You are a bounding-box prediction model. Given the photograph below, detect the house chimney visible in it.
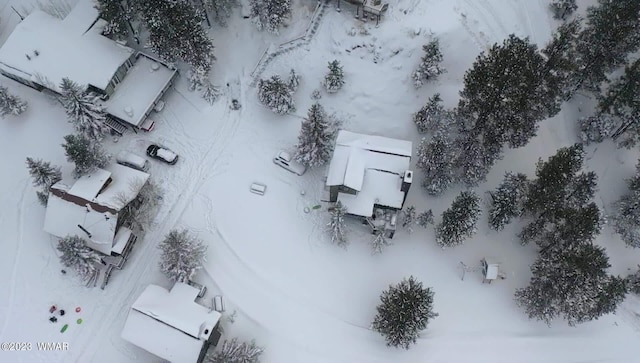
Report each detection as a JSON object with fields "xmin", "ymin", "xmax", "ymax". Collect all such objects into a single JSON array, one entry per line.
[{"xmin": 400, "ymin": 170, "xmax": 413, "ymax": 207}]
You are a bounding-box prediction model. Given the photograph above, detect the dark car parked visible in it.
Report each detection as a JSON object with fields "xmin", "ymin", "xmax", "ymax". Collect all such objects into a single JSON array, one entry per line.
[{"xmin": 147, "ymin": 144, "xmax": 178, "ymax": 165}]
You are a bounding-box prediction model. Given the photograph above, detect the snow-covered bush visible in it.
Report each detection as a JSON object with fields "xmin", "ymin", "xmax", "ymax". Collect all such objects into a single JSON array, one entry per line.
[
  {"xmin": 370, "ymin": 229, "xmax": 392, "ymax": 254},
  {"xmin": 549, "ymin": 0, "xmax": 577, "ymax": 20},
  {"xmin": 288, "ymin": 68, "xmax": 300, "ymax": 92},
  {"xmin": 116, "ymin": 180, "xmax": 161, "ymax": 232},
  {"xmin": 412, "ymin": 38, "xmax": 445, "ymax": 88},
  {"xmin": 62, "ymin": 134, "xmax": 110, "ymax": 178},
  {"xmin": 371, "ymin": 276, "xmax": 438, "ymax": 349},
  {"xmin": 310, "ymin": 89, "xmax": 322, "ymax": 100},
  {"xmin": 488, "ymin": 172, "xmax": 529, "ymax": 231},
  {"xmin": 327, "ymin": 201, "xmax": 348, "ymax": 247},
  {"xmin": 159, "ymin": 229, "xmax": 207, "ymax": 283},
  {"xmin": 0, "ymin": 85, "xmax": 28, "ymax": 117},
  {"xmin": 401, "ymin": 206, "xmax": 416, "ymax": 233},
  {"xmin": 58, "ymin": 78, "xmax": 109, "ymax": 141},
  {"xmin": 417, "ymin": 209, "xmax": 434, "ymax": 228},
  {"xmin": 26, "ymin": 157, "xmax": 62, "ymax": 206},
  {"xmin": 250, "ymin": 0, "xmax": 291, "ymax": 34},
  {"xmin": 435, "ymin": 191, "xmax": 481, "ymax": 247},
  {"xmin": 323, "ymin": 60, "xmax": 345, "ymax": 94},
  {"xmin": 296, "ymin": 103, "xmax": 333, "ymax": 167},
  {"xmin": 413, "ymin": 93, "xmax": 450, "ymax": 134},
  {"xmin": 257, "ymin": 75, "xmax": 295, "ymax": 114},
  {"xmin": 201, "ymin": 82, "xmax": 221, "ymax": 105},
  {"xmin": 416, "ymin": 133, "xmax": 458, "ymax": 196},
  {"xmin": 578, "ymin": 114, "xmax": 616, "ymax": 145},
  {"xmin": 206, "ymin": 337, "xmax": 264, "ymax": 363},
  {"xmin": 57, "ymin": 235, "xmax": 102, "ymax": 284}
]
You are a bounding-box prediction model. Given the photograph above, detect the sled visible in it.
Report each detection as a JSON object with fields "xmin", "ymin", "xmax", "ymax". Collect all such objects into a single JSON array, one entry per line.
[
  {"xmin": 60, "ymin": 324, "xmax": 68, "ymax": 333},
  {"xmin": 250, "ymin": 183, "xmax": 266, "ymax": 195}
]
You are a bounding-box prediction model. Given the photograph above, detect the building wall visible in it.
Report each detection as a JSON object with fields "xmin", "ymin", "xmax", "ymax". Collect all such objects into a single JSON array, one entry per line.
[{"xmin": 0, "ymin": 69, "xmax": 43, "ymax": 91}]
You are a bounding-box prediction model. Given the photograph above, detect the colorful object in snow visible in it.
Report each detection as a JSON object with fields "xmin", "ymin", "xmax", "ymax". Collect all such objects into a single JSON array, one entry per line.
[
  {"xmin": 49, "ymin": 305, "xmax": 56, "ymax": 313},
  {"xmin": 76, "ymin": 319, "xmax": 83, "ymax": 324},
  {"xmin": 60, "ymin": 309, "xmax": 65, "ymax": 316},
  {"xmin": 49, "ymin": 316, "xmax": 57, "ymax": 323},
  {"xmin": 75, "ymin": 307, "xmax": 81, "ymax": 313},
  {"xmin": 312, "ymin": 204, "xmax": 321, "ymax": 209},
  {"xmin": 60, "ymin": 324, "xmax": 68, "ymax": 333}
]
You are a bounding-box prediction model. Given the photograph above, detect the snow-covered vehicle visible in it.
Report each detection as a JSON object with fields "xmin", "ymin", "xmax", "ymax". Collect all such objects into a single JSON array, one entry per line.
[
  {"xmin": 273, "ymin": 151, "xmax": 306, "ymax": 175},
  {"xmin": 147, "ymin": 144, "xmax": 178, "ymax": 165}
]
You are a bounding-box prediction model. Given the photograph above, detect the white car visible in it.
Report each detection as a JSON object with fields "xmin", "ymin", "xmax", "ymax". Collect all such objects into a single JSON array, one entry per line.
[{"xmin": 273, "ymin": 151, "xmax": 306, "ymax": 175}]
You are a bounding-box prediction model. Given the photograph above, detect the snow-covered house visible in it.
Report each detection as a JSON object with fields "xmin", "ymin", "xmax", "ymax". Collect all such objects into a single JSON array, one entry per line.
[
  {"xmin": 326, "ymin": 130, "xmax": 413, "ymax": 238},
  {"xmin": 121, "ymin": 283, "xmax": 222, "ymax": 363},
  {"xmin": 43, "ymin": 164, "xmax": 150, "ymax": 259},
  {"xmin": 0, "ymin": 0, "xmax": 177, "ymax": 134}
]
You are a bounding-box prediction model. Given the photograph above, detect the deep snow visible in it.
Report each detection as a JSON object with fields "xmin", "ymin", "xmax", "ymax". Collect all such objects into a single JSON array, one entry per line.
[{"xmin": 1, "ymin": 0, "xmax": 640, "ymax": 362}]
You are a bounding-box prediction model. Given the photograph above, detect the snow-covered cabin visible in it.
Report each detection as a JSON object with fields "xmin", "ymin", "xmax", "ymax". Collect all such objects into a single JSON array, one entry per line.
[
  {"xmin": 326, "ymin": 130, "xmax": 413, "ymax": 238},
  {"xmin": 0, "ymin": 0, "xmax": 177, "ymax": 133},
  {"xmin": 43, "ymin": 164, "xmax": 150, "ymax": 257},
  {"xmin": 121, "ymin": 283, "xmax": 222, "ymax": 363}
]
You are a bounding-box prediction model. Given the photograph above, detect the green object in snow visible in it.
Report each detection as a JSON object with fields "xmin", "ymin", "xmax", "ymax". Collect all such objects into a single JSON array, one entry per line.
[
  {"xmin": 60, "ymin": 324, "xmax": 68, "ymax": 333},
  {"xmin": 77, "ymin": 319, "xmax": 83, "ymax": 324},
  {"xmin": 312, "ymin": 205, "xmax": 321, "ymax": 210}
]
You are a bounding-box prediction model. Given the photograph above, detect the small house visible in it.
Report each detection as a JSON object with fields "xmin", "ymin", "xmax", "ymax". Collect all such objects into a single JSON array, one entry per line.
[
  {"xmin": 325, "ymin": 130, "xmax": 413, "ymax": 238},
  {"xmin": 0, "ymin": 0, "xmax": 177, "ymax": 134},
  {"xmin": 121, "ymin": 283, "xmax": 222, "ymax": 363}
]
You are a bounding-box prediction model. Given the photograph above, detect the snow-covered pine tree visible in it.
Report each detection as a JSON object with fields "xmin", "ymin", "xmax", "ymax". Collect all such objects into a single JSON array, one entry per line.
[
  {"xmin": 488, "ymin": 172, "xmax": 529, "ymax": 231},
  {"xmin": 158, "ymin": 229, "xmax": 207, "ymax": 283},
  {"xmin": 295, "ymin": 103, "xmax": 333, "ymax": 167},
  {"xmin": 288, "ymin": 68, "xmax": 300, "ymax": 92},
  {"xmin": 58, "ymin": 78, "xmax": 109, "ymax": 141},
  {"xmin": 417, "ymin": 209, "xmax": 434, "ymax": 228},
  {"xmin": 202, "ymin": 0, "xmax": 239, "ymax": 26},
  {"xmin": 57, "ymin": 235, "xmax": 103, "ymax": 283},
  {"xmin": 598, "ymin": 59, "xmax": 640, "ymax": 148},
  {"xmin": 412, "ymin": 38, "xmax": 445, "ymax": 88},
  {"xmin": 542, "ymin": 18, "xmax": 581, "ymax": 103},
  {"xmin": 25, "ymin": 157, "xmax": 62, "ymax": 189},
  {"xmin": 515, "ymin": 242, "xmax": 627, "ymax": 326},
  {"xmin": 549, "ymin": 0, "xmax": 577, "ymax": 20},
  {"xmin": 250, "ymin": 0, "xmax": 292, "ymax": 34},
  {"xmin": 327, "ymin": 201, "xmax": 348, "ymax": 247},
  {"xmin": 257, "ymin": 75, "xmax": 295, "ymax": 114},
  {"xmin": 370, "ymin": 229, "xmax": 392, "ymax": 254},
  {"xmin": 0, "ymin": 85, "xmax": 27, "ymax": 117},
  {"xmin": 310, "ymin": 89, "xmax": 322, "ymax": 100},
  {"xmin": 96, "ymin": 0, "xmax": 133, "ymax": 40},
  {"xmin": 371, "ymin": 276, "xmax": 438, "ymax": 349},
  {"xmin": 402, "ymin": 206, "xmax": 416, "ymax": 233},
  {"xmin": 578, "ymin": 114, "xmax": 616, "ymax": 144},
  {"xmin": 611, "ymin": 161, "xmax": 640, "ymax": 248},
  {"xmin": 453, "ymin": 135, "xmax": 497, "ymax": 188},
  {"xmin": 413, "ymin": 93, "xmax": 450, "ymax": 134},
  {"xmin": 201, "ymin": 82, "xmax": 221, "ymax": 105},
  {"xmin": 323, "ymin": 60, "xmax": 345, "ymax": 94},
  {"xmin": 206, "ymin": 337, "xmax": 264, "ymax": 363},
  {"xmin": 627, "ymin": 267, "xmax": 640, "ymax": 295},
  {"xmin": 435, "ymin": 191, "xmax": 481, "ymax": 248},
  {"xmin": 36, "ymin": 191, "xmax": 50, "ymax": 206},
  {"xmin": 416, "ymin": 132, "xmax": 458, "ymax": 195},
  {"xmin": 574, "ymin": 0, "xmax": 640, "ymax": 93},
  {"xmin": 62, "ymin": 134, "xmax": 110, "ymax": 178}
]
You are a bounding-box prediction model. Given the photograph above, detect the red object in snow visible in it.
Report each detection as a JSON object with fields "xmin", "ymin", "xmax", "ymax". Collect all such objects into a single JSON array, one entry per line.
[
  {"xmin": 49, "ymin": 305, "xmax": 57, "ymax": 313},
  {"xmin": 75, "ymin": 307, "xmax": 81, "ymax": 313}
]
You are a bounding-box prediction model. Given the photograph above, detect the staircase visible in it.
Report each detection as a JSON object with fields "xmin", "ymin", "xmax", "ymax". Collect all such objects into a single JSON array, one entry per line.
[{"xmin": 104, "ymin": 116, "xmax": 128, "ymax": 136}]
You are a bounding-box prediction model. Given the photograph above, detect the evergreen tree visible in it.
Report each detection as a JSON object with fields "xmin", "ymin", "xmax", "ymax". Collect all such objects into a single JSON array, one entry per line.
[
  {"xmin": 488, "ymin": 172, "xmax": 529, "ymax": 231},
  {"xmin": 578, "ymin": 114, "xmax": 616, "ymax": 144},
  {"xmin": 36, "ymin": 191, "xmax": 49, "ymax": 206},
  {"xmin": 412, "ymin": 38, "xmax": 445, "ymax": 88},
  {"xmin": 25, "ymin": 157, "xmax": 62, "ymax": 189},
  {"xmin": 327, "ymin": 201, "xmax": 348, "ymax": 247},
  {"xmin": 370, "ymin": 229, "xmax": 392, "ymax": 254},
  {"xmin": 250, "ymin": 0, "xmax": 292, "ymax": 34},
  {"xmin": 417, "ymin": 209, "xmax": 434, "ymax": 228},
  {"xmin": 549, "ymin": 0, "xmax": 577, "ymax": 20},
  {"xmin": 158, "ymin": 229, "xmax": 207, "ymax": 283},
  {"xmin": 402, "ymin": 206, "xmax": 416, "ymax": 233},
  {"xmin": 515, "ymin": 242, "xmax": 627, "ymax": 326},
  {"xmin": 206, "ymin": 337, "xmax": 264, "ymax": 363},
  {"xmin": 202, "ymin": 0, "xmax": 239, "ymax": 26},
  {"xmin": 201, "ymin": 82, "xmax": 221, "ymax": 105},
  {"xmin": 296, "ymin": 103, "xmax": 333, "ymax": 167},
  {"xmin": 598, "ymin": 59, "xmax": 640, "ymax": 148},
  {"xmin": 257, "ymin": 75, "xmax": 295, "ymax": 114},
  {"xmin": 323, "ymin": 60, "xmax": 345, "ymax": 94},
  {"xmin": 288, "ymin": 68, "xmax": 300, "ymax": 92},
  {"xmin": 371, "ymin": 276, "xmax": 438, "ymax": 349},
  {"xmin": 57, "ymin": 235, "xmax": 102, "ymax": 283},
  {"xmin": 0, "ymin": 85, "xmax": 27, "ymax": 117},
  {"xmin": 627, "ymin": 267, "xmax": 640, "ymax": 295},
  {"xmin": 413, "ymin": 93, "xmax": 450, "ymax": 134},
  {"xmin": 62, "ymin": 134, "xmax": 110, "ymax": 178},
  {"xmin": 416, "ymin": 132, "xmax": 458, "ymax": 196},
  {"xmin": 542, "ymin": 19, "xmax": 581, "ymax": 102},
  {"xmin": 435, "ymin": 191, "xmax": 481, "ymax": 248},
  {"xmin": 574, "ymin": 0, "xmax": 640, "ymax": 92},
  {"xmin": 612, "ymin": 161, "xmax": 640, "ymax": 248},
  {"xmin": 58, "ymin": 78, "xmax": 109, "ymax": 141},
  {"xmin": 95, "ymin": 0, "xmax": 133, "ymax": 40},
  {"xmin": 453, "ymin": 135, "xmax": 497, "ymax": 187}
]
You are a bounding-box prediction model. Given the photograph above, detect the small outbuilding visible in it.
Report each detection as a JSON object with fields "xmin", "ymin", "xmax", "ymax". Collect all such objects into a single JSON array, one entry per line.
[{"xmin": 481, "ymin": 257, "xmax": 501, "ymax": 284}]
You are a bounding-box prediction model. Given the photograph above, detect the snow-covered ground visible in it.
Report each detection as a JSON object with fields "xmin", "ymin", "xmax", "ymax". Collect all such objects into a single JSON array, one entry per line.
[{"xmin": 2, "ymin": 0, "xmax": 640, "ymax": 362}]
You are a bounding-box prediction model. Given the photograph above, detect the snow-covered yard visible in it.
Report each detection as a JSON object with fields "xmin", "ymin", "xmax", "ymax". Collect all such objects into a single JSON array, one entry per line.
[{"xmin": 2, "ymin": 0, "xmax": 640, "ymax": 362}]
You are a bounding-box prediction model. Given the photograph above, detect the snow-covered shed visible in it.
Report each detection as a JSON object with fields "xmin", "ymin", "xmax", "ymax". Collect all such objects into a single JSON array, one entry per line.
[
  {"xmin": 326, "ymin": 130, "xmax": 413, "ymax": 237},
  {"xmin": 43, "ymin": 164, "xmax": 149, "ymax": 256},
  {"xmin": 121, "ymin": 283, "xmax": 222, "ymax": 363},
  {"xmin": 0, "ymin": 0, "xmax": 177, "ymax": 132}
]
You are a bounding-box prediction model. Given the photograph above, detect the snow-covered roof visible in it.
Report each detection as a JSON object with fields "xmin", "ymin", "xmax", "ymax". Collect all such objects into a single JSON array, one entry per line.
[
  {"xmin": 103, "ymin": 54, "xmax": 177, "ymax": 127},
  {"xmin": 0, "ymin": 9, "xmax": 134, "ymax": 93},
  {"xmin": 337, "ymin": 169, "xmax": 405, "ymax": 217},
  {"xmin": 94, "ymin": 164, "xmax": 150, "ymax": 210},
  {"xmin": 68, "ymin": 168, "xmax": 112, "ymax": 201},
  {"xmin": 62, "ymin": 0, "xmax": 100, "ymax": 34},
  {"xmin": 111, "ymin": 227, "xmax": 133, "ymax": 255},
  {"xmin": 122, "ymin": 283, "xmax": 221, "ymax": 362}
]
